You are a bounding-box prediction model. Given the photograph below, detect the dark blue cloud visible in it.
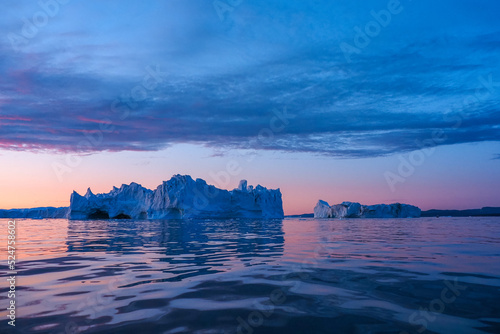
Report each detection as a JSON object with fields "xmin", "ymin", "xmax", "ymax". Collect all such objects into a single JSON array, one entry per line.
[{"xmin": 1, "ymin": 0, "xmax": 499, "ymax": 157}]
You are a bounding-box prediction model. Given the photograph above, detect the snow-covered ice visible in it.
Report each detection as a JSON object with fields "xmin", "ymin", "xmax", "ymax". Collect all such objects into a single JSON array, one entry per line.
[
  {"xmin": 0, "ymin": 207, "xmax": 69, "ymax": 219},
  {"xmin": 314, "ymin": 200, "xmax": 421, "ymax": 218},
  {"xmin": 69, "ymin": 175, "xmax": 284, "ymax": 219}
]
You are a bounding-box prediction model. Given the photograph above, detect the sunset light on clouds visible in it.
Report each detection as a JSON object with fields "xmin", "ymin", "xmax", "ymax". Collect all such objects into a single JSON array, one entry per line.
[{"xmin": 2, "ymin": 3, "xmax": 500, "ymax": 333}]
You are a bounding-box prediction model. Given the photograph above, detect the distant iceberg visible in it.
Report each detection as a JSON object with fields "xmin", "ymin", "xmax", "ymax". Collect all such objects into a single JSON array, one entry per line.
[
  {"xmin": 0, "ymin": 207, "xmax": 69, "ymax": 219},
  {"xmin": 69, "ymin": 175, "xmax": 284, "ymax": 220},
  {"xmin": 314, "ymin": 200, "xmax": 421, "ymax": 218}
]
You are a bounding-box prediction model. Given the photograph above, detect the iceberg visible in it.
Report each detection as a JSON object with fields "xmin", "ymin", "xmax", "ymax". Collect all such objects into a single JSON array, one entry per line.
[
  {"xmin": 314, "ymin": 200, "xmax": 421, "ymax": 218},
  {"xmin": 0, "ymin": 207, "xmax": 69, "ymax": 219},
  {"xmin": 69, "ymin": 175, "xmax": 284, "ymax": 220}
]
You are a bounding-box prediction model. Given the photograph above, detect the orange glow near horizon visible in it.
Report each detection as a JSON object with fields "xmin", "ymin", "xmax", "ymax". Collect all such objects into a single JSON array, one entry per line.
[{"xmin": 1, "ymin": 142, "xmax": 500, "ymax": 215}]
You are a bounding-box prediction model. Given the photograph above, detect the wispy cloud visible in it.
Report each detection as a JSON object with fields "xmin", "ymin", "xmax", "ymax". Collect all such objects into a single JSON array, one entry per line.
[{"xmin": 1, "ymin": 0, "xmax": 499, "ymax": 158}]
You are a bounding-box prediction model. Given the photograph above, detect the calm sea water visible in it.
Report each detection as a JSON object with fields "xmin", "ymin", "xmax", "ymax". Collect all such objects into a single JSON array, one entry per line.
[{"xmin": 0, "ymin": 217, "xmax": 499, "ymax": 334}]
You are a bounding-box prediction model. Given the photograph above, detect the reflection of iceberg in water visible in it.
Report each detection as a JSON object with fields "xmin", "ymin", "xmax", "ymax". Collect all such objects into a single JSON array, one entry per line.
[
  {"xmin": 66, "ymin": 219, "xmax": 285, "ymax": 278},
  {"xmin": 10, "ymin": 218, "xmax": 500, "ymax": 334}
]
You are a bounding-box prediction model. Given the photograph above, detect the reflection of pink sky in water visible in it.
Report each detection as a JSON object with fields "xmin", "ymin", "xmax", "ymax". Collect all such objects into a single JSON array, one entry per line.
[
  {"xmin": 0, "ymin": 218, "xmax": 282, "ymax": 326},
  {"xmin": 0, "ymin": 217, "xmax": 499, "ymax": 333},
  {"xmin": 282, "ymin": 218, "xmax": 500, "ymax": 282}
]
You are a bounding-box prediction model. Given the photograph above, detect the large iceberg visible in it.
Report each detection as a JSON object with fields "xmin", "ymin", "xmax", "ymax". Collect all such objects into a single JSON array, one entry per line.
[
  {"xmin": 314, "ymin": 200, "xmax": 421, "ymax": 218},
  {"xmin": 69, "ymin": 175, "xmax": 284, "ymax": 220}
]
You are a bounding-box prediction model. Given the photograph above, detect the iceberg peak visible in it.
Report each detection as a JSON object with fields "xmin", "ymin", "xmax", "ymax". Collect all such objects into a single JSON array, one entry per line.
[
  {"xmin": 238, "ymin": 180, "xmax": 248, "ymax": 192},
  {"xmin": 84, "ymin": 188, "xmax": 94, "ymax": 198}
]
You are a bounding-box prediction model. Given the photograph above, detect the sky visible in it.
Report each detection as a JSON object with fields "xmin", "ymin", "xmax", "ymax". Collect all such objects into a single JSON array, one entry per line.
[{"xmin": 1, "ymin": 0, "xmax": 499, "ymax": 214}]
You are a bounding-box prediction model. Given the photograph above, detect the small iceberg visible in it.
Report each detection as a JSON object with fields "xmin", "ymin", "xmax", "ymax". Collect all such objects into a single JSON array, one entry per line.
[{"xmin": 314, "ymin": 200, "xmax": 421, "ymax": 218}]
